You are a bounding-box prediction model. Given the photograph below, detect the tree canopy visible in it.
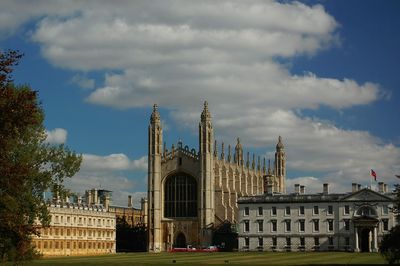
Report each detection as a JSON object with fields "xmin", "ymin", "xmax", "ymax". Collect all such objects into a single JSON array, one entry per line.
[
  {"xmin": 0, "ymin": 50, "xmax": 82, "ymax": 261},
  {"xmin": 380, "ymin": 184, "xmax": 400, "ymax": 264}
]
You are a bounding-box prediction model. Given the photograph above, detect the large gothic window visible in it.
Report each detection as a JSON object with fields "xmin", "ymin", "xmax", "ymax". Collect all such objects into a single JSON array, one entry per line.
[{"xmin": 164, "ymin": 174, "xmax": 197, "ymax": 218}]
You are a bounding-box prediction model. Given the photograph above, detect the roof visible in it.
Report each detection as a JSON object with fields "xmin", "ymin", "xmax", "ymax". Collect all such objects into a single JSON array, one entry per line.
[{"xmin": 238, "ymin": 188, "xmax": 395, "ymax": 204}]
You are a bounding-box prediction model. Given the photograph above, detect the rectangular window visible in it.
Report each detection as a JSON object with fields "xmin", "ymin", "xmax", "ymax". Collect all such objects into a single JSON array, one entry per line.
[
  {"xmin": 299, "ymin": 219, "xmax": 305, "ymax": 232},
  {"xmin": 328, "ymin": 205, "xmax": 333, "ymax": 215},
  {"xmin": 313, "ymin": 206, "xmax": 319, "ymax": 215},
  {"xmin": 258, "ymin": 207, "xmax": 263, "ymax": 216},
  {"xmin": 245, "ymin": 237, "xmax": 249, "ymax": 247},
  {"xmin": 383, "ymin": 205, "xmax": 389, "ymax": 215},
  {"xmin": 328, "ymin": 220, "xmax": 334, "ymax": 231},
  {"xmin": 271, "ymin": 206, "xmax": 277, "ymax": 216},
  {"xmin": 314, "ymin": 237, "xmax": 319, "ymax": 246},
  {"xmin": 286, "ymin": 237, "xmax": 291, "ymax": 247},
  {"xmin": 383, "ymin": 219, "xmax": 389, "ymax": 231},
  {"xmin": 285, "ymin": 206, "xmax": 291, "ymax": 215},
  {"xmin": 258, "ymin": 237, "xmax": 263, "ymax": 247},
  {"xmin": 271, "ymin": 220, "xmax": 277, "ymax": 232},
  {"xmin": 345, "ymin": 237, "xmax": 350, "ymax": 246},
  {"xmin": 344, "ymin": 219, "xmax": 350, "ymax": 231},
  {"xmin": 300, "ymin": 237, "xmax": 305, "ymax": 247},
  {"xmin": 244, "ymin": 207, "xmax": 249, "ymax": 216},
  {"xmin": 328, "ymin": 236, "xmax": 334, "ymax": 246},
  {"xmin": 344, "ymin": 205, "xmax": 350, "ymax": 215},
  {"xmin": 258, "ymin": 220, "xmax": 264, "ymax": 232},
  {"xmin": 285, "ymin": 220, "xmax": 291, "ymax": 232},
  {"xmin": 272, "ymin": 236, "xmax": 277, "ymax": 247},
  {"xmin": 299, "ymin": 206, "xmax": 305, "ymax": 215},
  {"xmin": 313, "ymin": 219, "xmax": 319, "ymax": 232},
  {"xmin": 244, "ymin": 220, "xmax": 250, "ymax": 232}
]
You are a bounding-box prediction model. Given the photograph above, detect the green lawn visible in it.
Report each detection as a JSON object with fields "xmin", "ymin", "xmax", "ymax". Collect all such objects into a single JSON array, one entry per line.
[{"xmin": 26, "ymin": 252, "xmax": 386, "ymax": 265}]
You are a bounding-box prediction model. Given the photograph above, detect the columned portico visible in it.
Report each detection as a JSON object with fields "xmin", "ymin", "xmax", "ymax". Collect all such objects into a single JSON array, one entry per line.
[{"xmin": 353, "ymin": 216, "xmax": 379, "ymax": 252}]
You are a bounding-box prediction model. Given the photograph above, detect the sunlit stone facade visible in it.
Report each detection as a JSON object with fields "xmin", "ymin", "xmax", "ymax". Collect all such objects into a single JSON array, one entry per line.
[
  {"xmin": 33, "ymin": 202, "xmax": 116, "ymax": 256},
  {"xmin": 238, "ymin": 183, "xmax": 396, "ymax": 252},
  {"xmin": 147, "ymin": 102, "xmax": 286, "ymax": 252}
]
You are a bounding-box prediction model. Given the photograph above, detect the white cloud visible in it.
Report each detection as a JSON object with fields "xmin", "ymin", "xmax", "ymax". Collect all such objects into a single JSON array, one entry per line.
[
  {"xmin": 70, "ymin": 74, "xmax": 95, "ymax": 89},
  {"xmin": 65, "ymin": 153, "xmax": 147, "ymax": 206},
  {"xmin": 2, "ymin": 1, "xmax": 398, "ymax": 193},
  {"xmin": 45, "ymin": 128, "xmax": 67, "ymax": 144},
  {"xmin": 64, "ymin": 172, "xmax": 140, "ymax": 206},
  {"xmin": 81, "ymin": 153, "xmax": 147, "ymax": 171}
]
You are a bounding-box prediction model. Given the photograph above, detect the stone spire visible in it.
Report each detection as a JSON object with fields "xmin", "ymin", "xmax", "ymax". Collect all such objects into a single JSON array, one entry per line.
[
  {"xmin": 268, "ymin": 159, "xmax": 272, "ymax": 175},
  {"xmin": 221, "ymin": 142, "xmax": 225, "ymax": 160},
  {"xmin": 150, "ymin": 104, "xmax": 161, "ymax": 123},
  {"xmin": 201, "ymin": 101, "xmax": 211, "ymax": 121},
  {"xmin": 234, "ymin": 137, "xmax": 243, "ymax": 165},
  {"xmin": 274, "ymin": 136, "xmax": 286, "ymax": 194},
  {"xmin": 228, "ymin": 144, "xmax": 231, "ymax": 162},
  {"xmin": 276, "ymin": 135, "xmax": 284, "ymax": 151}
]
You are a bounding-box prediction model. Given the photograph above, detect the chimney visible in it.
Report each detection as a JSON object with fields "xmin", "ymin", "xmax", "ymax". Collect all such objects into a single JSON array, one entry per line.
[
  {"xmin": 128, "ymin": 195, "xmax": 133, "ymax": 207},
  {"xmin": 378, "ymin": 182, "xmax": 384, "ymax": 193},
  {"xmin": 384, "ymin": 184, "xmax": 388, "ymax": 193},
  {"xmin": 77, "ymin": 196, "xmax": 82, "ymax": 204},
  {"xmin": 93, "ymin": 189, "xmax": 98, "ymax": 204},
  {"xmin": 294, "ymin": 184, "xmax": 300, "ymax": 194},
  {"xmin": 104, "ymin": 195, "xmax": 110, "ymax": 210},
  {"xmin": 323, "ymin": 183, "xmax": 329, "ymax": 195},
  {"xmin": 351, "ymin": 183, "xmax": 357, "ymax": 192},
  {"xmin": 300, "ymin": 185, "xmax": 305, "ymax": 194},
  {"xmin": 86, "ymin": 190, "xmax": 92, "ymax": 205}
]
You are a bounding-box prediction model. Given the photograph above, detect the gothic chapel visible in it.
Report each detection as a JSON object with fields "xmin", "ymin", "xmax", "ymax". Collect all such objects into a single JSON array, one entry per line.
[{"xmin": 147, "ymin": 102, "xmax": 286, "ymax": 251}]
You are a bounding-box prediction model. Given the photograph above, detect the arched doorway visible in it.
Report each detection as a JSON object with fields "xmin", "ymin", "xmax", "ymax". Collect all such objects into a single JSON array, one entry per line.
[
  {"xmin": 360, "ymin": 228, "xmax": 370, "ymax": 252},
  {"xmin": 175, "ymin": 233, "xmax": 186, "ymax": 248}
]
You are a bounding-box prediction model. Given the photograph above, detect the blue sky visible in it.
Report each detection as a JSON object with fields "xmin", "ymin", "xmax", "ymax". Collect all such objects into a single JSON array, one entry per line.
[{"xmin": 1, "ymin": 0, "xmax": 399, "ymax": 206}]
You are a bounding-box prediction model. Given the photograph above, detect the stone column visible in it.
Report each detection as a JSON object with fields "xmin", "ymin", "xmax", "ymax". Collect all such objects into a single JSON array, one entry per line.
[
  {"xmin": 355, "ymin": 227, "xmax": 359, "ymax": 252},
  {"xmin": 368, "ymin": 230, "xmax": 372, "ymax": 252},
  {"xmin": 373, "ymin": 227, "xmax": 378, "ymax": 252}
]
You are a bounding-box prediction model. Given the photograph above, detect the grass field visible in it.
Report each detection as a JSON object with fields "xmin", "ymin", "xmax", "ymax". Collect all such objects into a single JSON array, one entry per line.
[{"xmin": 27, "ymin": 252, "xmax": 386, "ymax": 265}]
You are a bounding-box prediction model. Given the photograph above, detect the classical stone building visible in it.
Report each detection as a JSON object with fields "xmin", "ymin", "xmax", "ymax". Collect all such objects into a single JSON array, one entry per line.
[
  {"xmin": 109, "ymin": 196, "xmax": 148, "ymax": 226},
  {"xmin": 33, "ymin": 203, "xmax": 116, "ymax": 256},
  {"xmin": 147, "ymin": 102, "xmax": 285, "ymax": 252},
  {"xmin": 238, "ymin": 182, "xmax": 396, "ymax": 252}
]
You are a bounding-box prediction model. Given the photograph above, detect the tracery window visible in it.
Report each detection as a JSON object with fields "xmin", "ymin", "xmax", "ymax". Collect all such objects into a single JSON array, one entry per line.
[{"xmin": 164, "ymin": 174, "xmax": 197, "ymax": 218}]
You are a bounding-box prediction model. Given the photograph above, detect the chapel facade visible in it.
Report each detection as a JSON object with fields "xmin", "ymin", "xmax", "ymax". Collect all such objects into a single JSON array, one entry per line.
[{"xmin": 147, "ymin": 102, "xmax": 286, "ymax": 252}]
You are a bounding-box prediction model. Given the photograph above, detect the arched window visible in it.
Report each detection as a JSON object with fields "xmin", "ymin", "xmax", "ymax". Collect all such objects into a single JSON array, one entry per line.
[
  {"xmin": 164, "ymin": 174, "xmax": 197, "ymax": 218},
  {"xmin": 356, "ymin": 206, "xmax": 377, "ymax": 217}
]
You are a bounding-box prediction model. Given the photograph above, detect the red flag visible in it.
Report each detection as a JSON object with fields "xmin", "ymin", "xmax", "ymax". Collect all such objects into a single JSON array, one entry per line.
[{"xmin": 371, "ymin": 169, "xmax": 377, "ymax": 181}]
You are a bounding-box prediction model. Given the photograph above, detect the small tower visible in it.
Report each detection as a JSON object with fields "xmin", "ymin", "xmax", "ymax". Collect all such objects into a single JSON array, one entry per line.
[
  {"xmin": 199, "ymin": 101, "xmax": 214, "ymax": 246},
  {"xmin": 148, "ymin": 104, "xmax": 163, "ymax": 252},
  {"xmin": 234, "ymin": 138, "xmax": 243, "ymax": 166},
  {"xmin": 274, "ymin": 136, "xmax": 286, "ymax": 193}
]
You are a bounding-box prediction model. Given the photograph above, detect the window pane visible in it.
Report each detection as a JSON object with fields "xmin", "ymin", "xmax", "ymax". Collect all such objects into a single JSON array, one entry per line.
[{"xmin": 164, "ymin": 174, "xmax": 197, "ymax": 218}]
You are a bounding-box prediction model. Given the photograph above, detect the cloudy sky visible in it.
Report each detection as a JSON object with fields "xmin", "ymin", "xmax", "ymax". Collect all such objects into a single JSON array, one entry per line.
[{"xmin": 1, "ymin": 0, "xmax": 399, "ymax": 206}]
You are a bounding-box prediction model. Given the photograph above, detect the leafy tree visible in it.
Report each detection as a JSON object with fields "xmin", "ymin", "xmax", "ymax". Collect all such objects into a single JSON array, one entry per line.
[
  {"xmin": 380, "ymin": 184, "xmax": 400, "ymax": 264},
  {"xmin": 212, "ymin": 221, "xmax": 238, "ymax": 251},
  {"xmin": 116, "ymin": 216, "xmax": 147, "ymax": 252},
  {"xmin": 380, "ymin": 225, "xmax": 400, "ymax": 264},
  {"xmin": 0, "ymin": 50, "xmax": 82, "ymax": 262}
]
